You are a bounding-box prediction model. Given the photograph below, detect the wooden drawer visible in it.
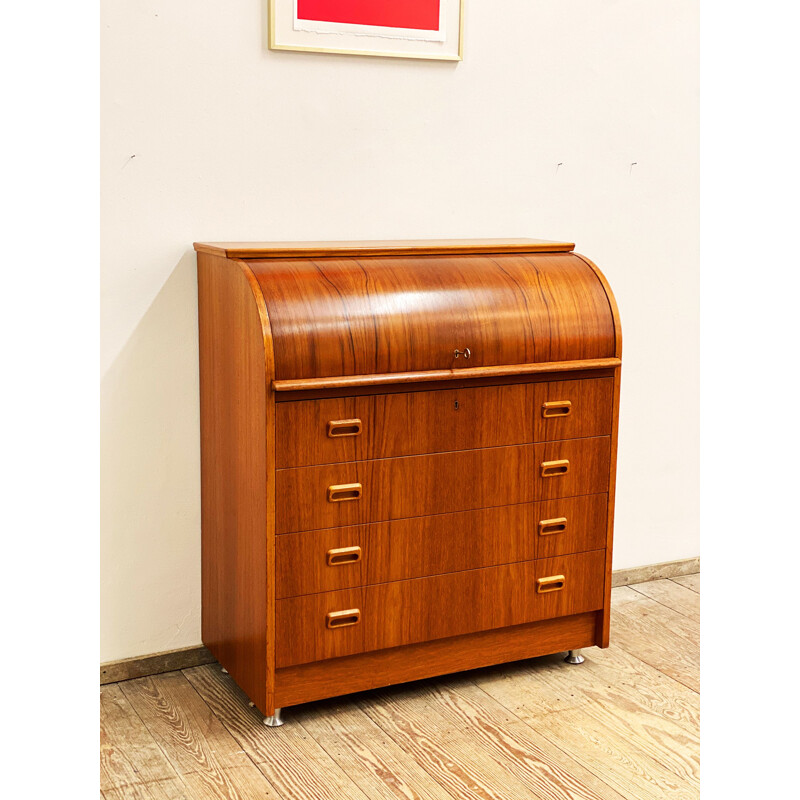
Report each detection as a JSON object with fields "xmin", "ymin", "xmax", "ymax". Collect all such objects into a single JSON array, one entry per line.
[
  {"xmin": 276, "ymin": 494, "xmax": 607, "ymax": 597},
  {"xmin": 276, "ymin": 549, "xmax": 606, "ymax": 667},
  {"xmin": 535, "ymin": 493, "xmax": 608, "ymax": 559},
  {"xmin": 276, "ymin": 378, "xmax": 614, "ymax": 468},
  {"xmin": 276, "ymin": 505, "xmax": 537, "ymax": 598},
  {"xmin": 277, "ymin": 438, "xmax": 610, "ymax": 533},
  {"xmin": 533, "ymin": 378, "xmax": 614, "ymax": 442},
  {"xmin": 276, "ymin": 384, "xmax": 534, "ymax": 468},
  {"xmin": 276, "ymin": 444, "xmax": 535, "ymax": 533},
  {"xmin": 534, "ymin": 436, "xmax": 610, "ymax": 501}
]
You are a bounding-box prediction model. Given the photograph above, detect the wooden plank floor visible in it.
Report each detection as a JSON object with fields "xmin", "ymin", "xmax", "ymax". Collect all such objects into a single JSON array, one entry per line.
[{"xmin": 101, "ymin": 576, "xmax": 699, "ymax": 799}]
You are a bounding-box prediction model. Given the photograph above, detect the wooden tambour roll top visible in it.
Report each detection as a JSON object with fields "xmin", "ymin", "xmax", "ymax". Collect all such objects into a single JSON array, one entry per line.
[{"xmin": 195, "ymin": 238, "xmax": 622, "ymax": 721}]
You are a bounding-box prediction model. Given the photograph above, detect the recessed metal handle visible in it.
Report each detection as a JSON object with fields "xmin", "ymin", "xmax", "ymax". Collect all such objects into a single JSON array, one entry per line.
[
  {"xmin": 327, "ymin": 483, "xmax": 362, "ymax": 502},
  {"xmin": 453, "ymin": 348, "xmax": 471, "ymax": 359},
  {"xmin": 541, "ymin": 460, "xmax": 570, "ymax": 478},
  {"xmin": 326, "ymin": 609, "xmax": 361, "ymax": 629},
  {"xmin": 537, "ymin": 575, "xmax": 566, "ymax": 593},
  {"xmin": 539, "ymin": 517, "xmax": 568, "ymax": 536},
  {"xmin": 327, "ymin": 419, "xmax": 362, "ymax": 438},
  {"xmin": 326, "ymin": 546, "xmax": 362, "ymax": 566},
  {"xmin": 542, "ymin": 400, "xmax": 572, "ymax": 418}
]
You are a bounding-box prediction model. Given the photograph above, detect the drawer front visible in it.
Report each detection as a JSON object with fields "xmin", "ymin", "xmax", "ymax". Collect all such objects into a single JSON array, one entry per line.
[
  {"xmin": 277, "ymin": 439, "xmax": 611, "ymax": 533},
  {"xmin": 276, "ymin": 505, "xmax": 538, "ymax": 598},
  {"xmin": 535, "ymin": 493, "xmax": 608, "ymax": 559},
  {"xmin": 276, "ymin": 444, "xmax": 537, "ymax": 534},
  {"xmin": 276, "ymin": 384, "xmax": 534, "ymax": 468},
  {"xmin": 534, "ymin": 436, "xmax": 610, "ymax": 501},
  {"xmin": 276, "ymin": 495, "xmax": 607, "ymax": 597},
  {"xmin": 276, "ymin": 550, "xmax": 605, "ymax": 667},
  {"xmin": 533, "ymin": 378, "xmax": 614, "ymax": 442}
]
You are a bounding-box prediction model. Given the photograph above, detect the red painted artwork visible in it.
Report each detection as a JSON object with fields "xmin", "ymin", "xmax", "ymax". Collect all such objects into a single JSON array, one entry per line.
[{"xmin": 297, "ymin": 0, "xmax": 441, "ymax": 31}]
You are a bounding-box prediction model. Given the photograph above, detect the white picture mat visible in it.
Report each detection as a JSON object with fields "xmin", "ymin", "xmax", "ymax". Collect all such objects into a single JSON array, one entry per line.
[
  {"xmin": 293, "ymin": 0, "xmax": 446, "ymax": 42},
  {"xmin": 270, "ymin": 0, "xmax": 462, "ymax": 59}
]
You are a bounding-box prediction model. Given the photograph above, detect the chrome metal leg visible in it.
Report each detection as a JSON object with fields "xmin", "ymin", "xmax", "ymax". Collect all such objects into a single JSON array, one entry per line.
[
  {"xmin": 564, "ymin": 649, "xmax": 585, "ymax": 665},
  {"xmin": 263, "ymin": 708, "xmax": 284, "ymax": 727}
]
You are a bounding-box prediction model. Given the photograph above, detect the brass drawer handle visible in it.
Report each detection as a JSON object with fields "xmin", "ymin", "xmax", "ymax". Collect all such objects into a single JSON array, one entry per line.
[
  {"xmin": 326, "ymin": 609, "xmax": 361, "ymax": 629},
  {"xmin": 537, "ymin": 575, "xmax": 566, "ymax": 593},
  {"xmin": 326, "ymin": 546, "xmax": 362, "ymax": 566},
  {"xmin": 542, "ymin": 400, "xmax": 572, "ymax": 418},
  {"xmin": 327, "ymin": 483, "xmax": 362, "ymax": 502},
  {"xmin": 541, "ymin": 460, "xmax": 570, "ymax": 478},
  {"xmin": 539, "ymin": 517, "xmax": 568, "ymax": 536},
  {"xmin": 327, "ymin": 418, "xmax": 362, "ymax": 438}
]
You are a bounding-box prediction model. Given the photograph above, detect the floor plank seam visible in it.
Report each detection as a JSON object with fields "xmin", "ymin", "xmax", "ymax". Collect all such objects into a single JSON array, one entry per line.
[{"xmin": 626, "ymin": 585, "xmax": 699, "ymax": 621}]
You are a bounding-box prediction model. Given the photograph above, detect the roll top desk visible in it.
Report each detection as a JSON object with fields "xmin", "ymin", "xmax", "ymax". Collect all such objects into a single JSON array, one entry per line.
[{"xmin": 195, "ymin": 238, "xmax": 621, "ymax": 726}]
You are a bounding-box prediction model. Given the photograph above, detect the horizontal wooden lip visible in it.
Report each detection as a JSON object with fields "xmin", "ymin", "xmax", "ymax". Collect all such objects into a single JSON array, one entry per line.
[
  {"xmin": 272, "ymin": 358, "xmax": 621, "ymax": 392},
  {"xmin": 194, "ymin": 238, "xmax": 576, "ymax": 260}
]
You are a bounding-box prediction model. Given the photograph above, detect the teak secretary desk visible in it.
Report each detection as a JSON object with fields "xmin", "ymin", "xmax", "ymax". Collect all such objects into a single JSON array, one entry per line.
[{"xmin": 195, "ymin": 238, "xmax": 622, "ymax": 726}]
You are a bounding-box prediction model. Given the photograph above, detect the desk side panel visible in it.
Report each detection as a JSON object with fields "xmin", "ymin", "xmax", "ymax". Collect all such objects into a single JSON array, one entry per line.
[{"xmin": 198, "ymin": 252, "xmax": 274, "ymax": 713}]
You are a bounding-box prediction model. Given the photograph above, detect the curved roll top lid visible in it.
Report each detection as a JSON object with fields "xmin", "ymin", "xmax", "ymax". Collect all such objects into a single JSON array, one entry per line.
[{"xmin": 244, "ymin": 251, "xmax": 618, "ymax": 381}]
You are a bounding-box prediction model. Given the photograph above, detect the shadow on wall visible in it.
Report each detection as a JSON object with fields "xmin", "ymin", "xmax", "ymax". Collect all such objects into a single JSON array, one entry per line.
[{"xmin": 100, "ymin": 251, "xmax": 202, "ymax": 662}]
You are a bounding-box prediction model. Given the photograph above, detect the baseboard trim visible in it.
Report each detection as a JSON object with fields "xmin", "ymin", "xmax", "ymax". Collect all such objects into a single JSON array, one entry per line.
[
  {"xmin": 611, "ymin": 556, "xmax": 700, "ymax": 588},
  {"xmin": 100, "ymin": 644, "xmax": 216, "ymax": 685},
  {"xmin": 100, "ymin": 557, "xmax": 699, "ymax": 684}
]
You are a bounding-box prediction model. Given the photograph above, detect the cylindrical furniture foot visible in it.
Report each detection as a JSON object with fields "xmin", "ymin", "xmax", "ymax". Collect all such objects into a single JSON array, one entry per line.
[
  {"xmin": 564, "ymin": 649, "xmax": 585, "ymax": 664},
  {"xmin": 263, "ymin": 708, "xmax": 284, "ymax": 727}
]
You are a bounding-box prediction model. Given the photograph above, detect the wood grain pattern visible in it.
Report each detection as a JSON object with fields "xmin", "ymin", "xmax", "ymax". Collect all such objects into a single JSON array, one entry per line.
[
  {"xmin": 277, "ymin": 377, "xmax": 613, "ymax": 467},
  {"xmin": 274, "ymin": 612, "xmax": 598, "ymax": 708},
  {"xmin": 120, "ymin": 673, "xmax": 281, "ymax": 800},
  {"xmin": 101, "ymin": 684, "xmax": 189, "ymax": 800},
  {"xmin": 369, "ymin": 679, "xmax": 628, "ymax": 800},
  {"xmin": 276, "ymin": 383, "xmax": 535, "ymax": 467},
  {"xmin": 194, "ymin": 238, "xmax": 576, "ymax": 260},
  {"xmin": 358, "ymin": 687, "xmax": 548, "ymax": 800},
  {"xmin": 276, "ymin": 438, "xmax": 609, "ymax": 533},
  {"xmin": 611, "ymin": 587, "xmax": 699, "ymax": 691},
  {"xmin": 534, "ymin": 377, "xmax": 614, "ymax": 441},
  {"xmin": 295, "ymin": 701, "xmax": 457, "ymax": 800},
  {"xmin": 535, "ymin": 494, "xmax": 608, "ymax": 559},
  {"xmin": 535, "ymin": 437, "xmax": 611, "ymax": 502},
  {"xmin": 276, "ymin": 551, "xmax": 605, "ymax": 667},
  {"xmin": 252, "ymin": 253, "xmax": 616, "ymax": 380},
  {"xmin": 474, "ymin": 651, "xmax": 699, "ymax": 783},
  {"xmin": 487, "ymin": 697, "xmax": 697, "ymax": 800},
  {"xmin": 276, "ymin": 504, "xmax": 538, "ymax": 598},
  {"xmin": 184, "ymin": 665, "xmax": 371, "ymax": 800},
  {"xmin": 197, "ymin": 253, "xmax": 276, "ymax": 716}
]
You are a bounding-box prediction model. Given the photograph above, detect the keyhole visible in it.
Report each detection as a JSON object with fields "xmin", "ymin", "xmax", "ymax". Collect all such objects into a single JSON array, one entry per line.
[{"xmin": 454, "ymin": 400, "xmax": 459, "ymax": 410}]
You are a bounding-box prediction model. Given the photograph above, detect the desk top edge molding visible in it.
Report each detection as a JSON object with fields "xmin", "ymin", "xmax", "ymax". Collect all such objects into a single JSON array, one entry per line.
[{"xmin": 193, "ymin": 238, "xmax": 576, "ymax": 259}]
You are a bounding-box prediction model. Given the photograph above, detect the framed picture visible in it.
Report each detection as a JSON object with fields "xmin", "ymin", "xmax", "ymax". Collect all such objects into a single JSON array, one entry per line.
[{"xmin": 268, "ymin": 1, "xmax": 464, "ymax": 61}]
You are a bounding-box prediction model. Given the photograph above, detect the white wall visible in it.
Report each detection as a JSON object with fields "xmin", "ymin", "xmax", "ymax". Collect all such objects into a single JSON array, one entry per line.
[{"xmin": 101, "ymin": 0, "xmax": 699, "ymax": 662}]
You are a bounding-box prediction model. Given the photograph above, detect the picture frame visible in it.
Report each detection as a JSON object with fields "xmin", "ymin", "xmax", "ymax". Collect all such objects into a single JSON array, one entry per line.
[{"xmin": 268, "ymin": 0, "xmax": 464, "ymax": 61}]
